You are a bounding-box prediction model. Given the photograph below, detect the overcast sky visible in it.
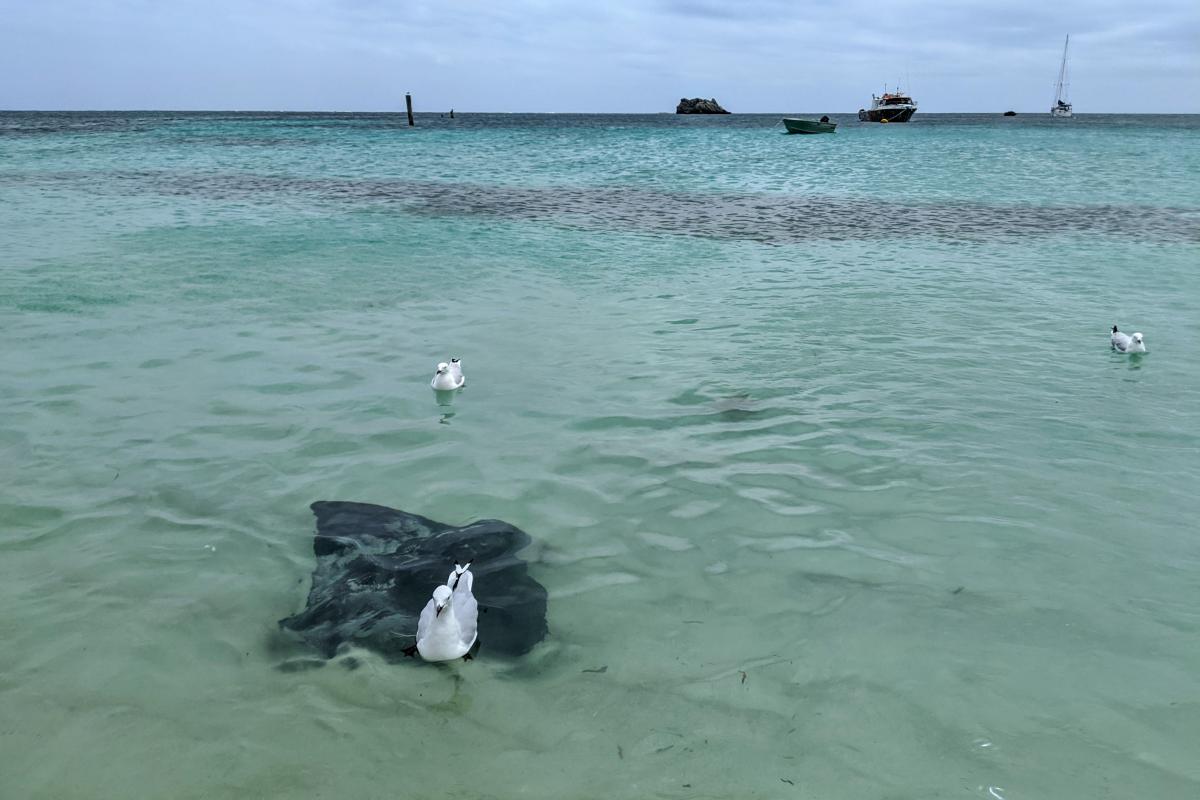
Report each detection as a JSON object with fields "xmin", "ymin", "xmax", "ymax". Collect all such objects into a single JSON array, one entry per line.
[{"xmin": 1, "ymin": 0, "xmax": 1196, "ymax": 112}]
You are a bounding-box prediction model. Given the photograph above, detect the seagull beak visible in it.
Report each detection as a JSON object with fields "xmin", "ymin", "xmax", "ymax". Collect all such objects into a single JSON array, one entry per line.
[{"xmin": 435, "ymin": 604, "xmax": 443, "ymax": 617}]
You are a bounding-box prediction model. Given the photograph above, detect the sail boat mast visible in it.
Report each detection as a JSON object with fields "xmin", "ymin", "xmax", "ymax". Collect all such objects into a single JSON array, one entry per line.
[
  {"xmin": 1051, "ymin": 34, "xmax": 1074, "ymax": 117},
  {"xmin": 1055, "ymin": 35, "xmax": 1070, "ymax": 99}
]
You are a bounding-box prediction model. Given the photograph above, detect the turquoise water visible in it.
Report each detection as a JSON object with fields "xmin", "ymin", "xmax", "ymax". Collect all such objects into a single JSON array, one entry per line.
[{"xmin": 2, "ymin": 111, "xmax": 1199, "ymax": 798}]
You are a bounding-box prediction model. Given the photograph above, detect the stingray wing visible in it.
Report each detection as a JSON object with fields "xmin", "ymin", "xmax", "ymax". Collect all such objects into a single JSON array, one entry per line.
[
  {"xmin": 472, "ymin": 573, "xmax": 547, "ymax": 656},
  {"xmin": 309, "ymin": 501, "xmax": 450, "ymax": 557}
]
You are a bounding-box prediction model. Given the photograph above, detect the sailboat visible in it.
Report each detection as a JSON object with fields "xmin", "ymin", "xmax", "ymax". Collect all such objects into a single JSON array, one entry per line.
[{"xmin": 1051, "ymin": 35, "xmax": 1073, "ymax": 118}]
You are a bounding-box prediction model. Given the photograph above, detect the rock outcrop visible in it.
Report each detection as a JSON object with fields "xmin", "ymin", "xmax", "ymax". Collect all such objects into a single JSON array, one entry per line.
[{"xmin": 676, "ymin": 97, "xmax": 730, "ymax": 114}]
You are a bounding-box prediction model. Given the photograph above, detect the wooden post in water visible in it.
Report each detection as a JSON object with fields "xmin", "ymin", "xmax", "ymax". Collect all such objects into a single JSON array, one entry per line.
[
  {"xmin": 449, "ymin": 109, "xmax": 454, "ymax": 119},
  {"xmin": 405, "ymin": 93, "xmax": 414, "ymax": 126}
]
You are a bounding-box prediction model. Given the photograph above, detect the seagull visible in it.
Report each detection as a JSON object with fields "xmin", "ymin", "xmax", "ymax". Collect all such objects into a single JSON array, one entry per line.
[
  {"xmin": 431, "ymin": 361, "xmax": 465, "ymax": 390},
  {"xmin": 416, "ymin": 563, "xmax": 478, "ymax": 662},
  {"xmin": 448, "ymin": 357, "xmax": 465, "ymax": 387},
  {"xmin": 1111, "ymin": 325, "xmax": 1147, "ymax": 353}
]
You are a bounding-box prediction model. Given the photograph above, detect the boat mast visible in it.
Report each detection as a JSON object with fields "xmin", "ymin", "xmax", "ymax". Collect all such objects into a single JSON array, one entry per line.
[{"xmin": 1054, "ymin": 35, "xmax": 1070, "ymax": 105}]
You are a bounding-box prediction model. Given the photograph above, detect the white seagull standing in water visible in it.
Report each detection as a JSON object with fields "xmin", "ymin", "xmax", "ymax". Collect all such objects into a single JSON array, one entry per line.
[
  {"xmin": 431, "ymin": 361, "xmax": 465, "ymax": 390},
  {"xmin": 1111, "ymin": 326, "xmax": 1147, "ymax": 353},
  {"xmin": 415, "ymin": 563, "xmax": 478, "ymax": 662},
  {"xmin": 448, "ymin": 357, "xmax": 465, "ymax": 387}
]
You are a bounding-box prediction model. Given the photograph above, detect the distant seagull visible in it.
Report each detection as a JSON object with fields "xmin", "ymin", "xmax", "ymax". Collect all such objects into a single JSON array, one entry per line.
[
  {"xmin": 1111, "ymin": 325, "xmax": 1147, "ymax": 353},
  {"xmin": 448, "ymin": 357, "xmax": 465, "ymax": 387},
  {"xmin": 416, "ymin": 563, "xmax": 478, "ymax": 662},
  {"xmin": 431, "ymin": 361, "xmax": 465, "ymax": 390}
]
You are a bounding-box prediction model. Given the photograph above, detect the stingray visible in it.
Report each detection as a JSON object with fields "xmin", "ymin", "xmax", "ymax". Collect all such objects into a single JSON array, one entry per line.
[{"xmin": 279, "ymin": 501, "xmax": 548, "ymax": 661}]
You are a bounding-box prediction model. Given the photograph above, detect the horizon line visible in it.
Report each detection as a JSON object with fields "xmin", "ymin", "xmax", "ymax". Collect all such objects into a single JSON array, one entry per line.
[{"xmin": 3, "ymin": 108, "xmax": 1197, "ymax": 115}]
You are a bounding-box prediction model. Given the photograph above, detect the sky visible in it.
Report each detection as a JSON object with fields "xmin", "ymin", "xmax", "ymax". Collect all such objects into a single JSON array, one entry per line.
[{"xmin": 1, "ymin": 0, "xmax": 1197, "ymax": 113}]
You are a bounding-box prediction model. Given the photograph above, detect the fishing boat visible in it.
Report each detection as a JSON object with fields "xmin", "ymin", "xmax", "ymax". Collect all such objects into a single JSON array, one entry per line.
[
  {"xmin": 858, "ymin": 88, "xmax": 917, "ymax": 122},
  {"xmin": 782, "ymin": 117, "xmax": 837, "ymax": 134},
  {"xmin": 1051, "ymin": 35, "xmax": 1073, "ymax": 118}
]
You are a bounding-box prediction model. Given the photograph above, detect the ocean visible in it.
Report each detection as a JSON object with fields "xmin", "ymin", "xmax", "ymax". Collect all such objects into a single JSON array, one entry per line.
[{"xmin": 2, "ymin": 111, "xmax": 1198, "ymax": 798}]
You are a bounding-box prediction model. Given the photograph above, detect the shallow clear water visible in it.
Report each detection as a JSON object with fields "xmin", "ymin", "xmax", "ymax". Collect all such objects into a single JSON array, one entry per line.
[{"xmin": 2, "ymin": 112, "xmax": 1199, "ymax": 798}]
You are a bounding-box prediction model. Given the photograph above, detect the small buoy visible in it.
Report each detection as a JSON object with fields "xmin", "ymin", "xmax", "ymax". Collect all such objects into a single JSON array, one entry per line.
[{"xmin": 880, "ymin": 118, "xmax": 889, "ymax": 124}]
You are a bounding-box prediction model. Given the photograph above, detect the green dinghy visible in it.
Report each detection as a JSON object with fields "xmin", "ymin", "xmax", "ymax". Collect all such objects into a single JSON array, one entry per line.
[{"xmin": 782, "ymin": 117, "xmax": 837, "ymax": 134}]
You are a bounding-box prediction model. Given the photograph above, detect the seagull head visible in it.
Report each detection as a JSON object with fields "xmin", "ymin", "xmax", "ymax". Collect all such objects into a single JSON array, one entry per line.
[
  {"xmin": 432, "ymin": 584, "xmax": 453, "ymax": 616},
  {"xmin": 435, "ymin": 362, "xmax": 449, "ymax": 375},
  {"xmin": 450, "ymin": 357, "xmax": 461, "ymax": 366},
  {"xmin": 1132, "ymin": 333, "xmax": 1144, "ymax": 345}
]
